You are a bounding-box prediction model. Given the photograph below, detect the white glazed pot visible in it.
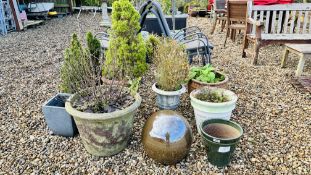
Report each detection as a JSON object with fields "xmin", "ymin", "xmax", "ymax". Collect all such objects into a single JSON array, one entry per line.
[
  {"xmin": 190, "ymin": 87, "xmax": 238, "ymax": 134},
  {"xmin": 152, "ymin": 83, "xmax": 186, "ymax": 110}
]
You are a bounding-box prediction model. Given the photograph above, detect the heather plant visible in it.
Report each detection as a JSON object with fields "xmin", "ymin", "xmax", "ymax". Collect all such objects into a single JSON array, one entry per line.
[
  {"xmin": 154, "ymin": 38, "xmax": 189, "ymax": 91},
  {"xmin": 103, "ymin": 0, "xmax": 147, "ymax": 79}
]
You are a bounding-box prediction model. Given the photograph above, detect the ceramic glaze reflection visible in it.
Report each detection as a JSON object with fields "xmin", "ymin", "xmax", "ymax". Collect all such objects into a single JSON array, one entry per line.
[
  {"xmin": 142, "ymin": 110, "xmax": 193, "ymax": 165},
  {"xmin": 150, "ymin": 115, "xmax": 186, "ymax": 142}
]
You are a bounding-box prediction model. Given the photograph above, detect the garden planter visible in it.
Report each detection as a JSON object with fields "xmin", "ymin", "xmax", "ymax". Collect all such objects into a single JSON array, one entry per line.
[
  {"xmin": 65, "ymin": 93, "xmax": 142, "ymax": 156},
  {"xmin": 152, "ymin": 83, "xmax": 186, "ymax": 110},
  {"xmin": 190, "ymin": 87, "xmax": 238, "ymax": 133},
  {"xmin": 188, "ymin": 71, "xmax": 229, "ymax": 93},
  {"xmin": 200, "ymin": 119, "xmax": 243, "ymax": 167},
  {"xmin": 42, "ymin": 93, "xmax": 77, "ymax": 137},
  {"xmin": 141, "ymin": 14, "xmax": 188, "ymax": 36}
]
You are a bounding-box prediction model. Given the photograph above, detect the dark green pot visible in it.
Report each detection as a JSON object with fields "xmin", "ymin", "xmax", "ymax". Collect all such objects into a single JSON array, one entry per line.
[{"xmin": 200, "ymin": 119, "xmax": 243, "ymax": 167}]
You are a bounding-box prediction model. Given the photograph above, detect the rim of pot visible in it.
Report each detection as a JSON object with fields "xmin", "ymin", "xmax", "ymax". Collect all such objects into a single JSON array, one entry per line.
[
  {"xmin": 190, "ymin": 87, "xmax": 238, "ymax": 107},
  {"xmin": 200, "ymin": 119, "xmax": 243, "ymax": 143},
  {"xmin": 190, "ymin": 71, "xmax": 229, "ymax": 86},
  {"xmin": 65, "ymin": 92, "xmax": 142, "ymax": 120},
  {"xmin": 152, "ymin": 83, "xmax": 186, "ymax": 96},
  {"xmin": 42, "ymin": 93, "xmax": 72, "ymax": 109}
]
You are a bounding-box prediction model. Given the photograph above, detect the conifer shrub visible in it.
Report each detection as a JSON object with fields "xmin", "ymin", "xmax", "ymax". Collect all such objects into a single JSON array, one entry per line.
[{"xmin": 103, "ymin": 0, "xmax": 147, "ymax": 79}]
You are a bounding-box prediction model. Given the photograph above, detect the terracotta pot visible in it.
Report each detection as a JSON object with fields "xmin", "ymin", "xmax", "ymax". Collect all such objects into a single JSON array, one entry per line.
[
  {"xmin": 142, "ymin": 110, "xmax": 193, "ymax": 165},
  {"xmin": 188, "ymin": 71, "xmax": 229, "ymax": 93}
]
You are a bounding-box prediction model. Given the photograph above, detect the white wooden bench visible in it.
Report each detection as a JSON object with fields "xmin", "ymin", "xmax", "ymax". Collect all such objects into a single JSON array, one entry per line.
[{"xmin": 242, "ymin": 1, "xmax": 311, "ymax": 65}]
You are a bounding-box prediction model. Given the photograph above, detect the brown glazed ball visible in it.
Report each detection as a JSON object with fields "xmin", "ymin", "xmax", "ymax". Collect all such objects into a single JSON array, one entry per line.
[{"xmin": 142, "ymin": 110, "xmax": 193, "ymax": 165}]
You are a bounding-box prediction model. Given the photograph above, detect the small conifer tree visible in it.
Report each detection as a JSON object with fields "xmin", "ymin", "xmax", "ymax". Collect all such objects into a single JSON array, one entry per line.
[{"xmin": 103, "ymin": 0, "xmax": 147, "ymax": 79}]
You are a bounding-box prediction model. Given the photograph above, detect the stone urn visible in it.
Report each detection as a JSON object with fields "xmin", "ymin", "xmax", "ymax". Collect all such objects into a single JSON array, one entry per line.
[{"xmin": 142, "ymin": 110, "xmax": 193, "ymax": 165}]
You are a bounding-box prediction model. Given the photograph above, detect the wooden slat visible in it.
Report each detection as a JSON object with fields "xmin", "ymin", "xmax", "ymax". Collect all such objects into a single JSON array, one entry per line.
[
  {"xmin": 302, "ymin": 11, "xmax": 309, "ymax": 33},
  {"xmin": 284, "ymin": 11, "xmax": 290, "ymax": 33},
  {"xmin": 265, "ymin": 11, "xmax": 270, "ymax": 33},
  {"xmin": 296, "ymin": 11, "xmax": 303, "ymax": 33},
  {"xmin": 252, "ymin": 10, "xmax": 258, "ymax": 34},
  {"xmin": 277, "ymin": 11, "xmax": 283, "ymax": 33},
  {"xmin": 271, "ymin": 11, "xmax": 277, "ymax": 33},
  {"xmin": 260, "ymin": 11, "xmax": 264, "ymax": 22},
  {"xmin": 309, "ymin": 15, "xmax": 311, "ymax": 34},
  {"xmin": 252, "ymin": 3, "xmax": 311, "ymax": 11},
  {"xmin": 290, "ymin": 11, "xmax": 296, "ymax": 34},
  {"xmin": 250, "ymin": 33, "xmax": 311, "ymax": 40}
]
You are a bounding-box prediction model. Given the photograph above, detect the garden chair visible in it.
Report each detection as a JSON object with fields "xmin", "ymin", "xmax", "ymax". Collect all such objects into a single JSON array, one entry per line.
[
  {"xmin": 139, "ymin": 0, "xmax": 214, "ymax": 65},
  {"xmin": 210, "ymin": 0, "xmax": 227, "ymax": 35},
  {"xmin": 223, "ymin": 0, "xmax": 247, "ymax": 46}
]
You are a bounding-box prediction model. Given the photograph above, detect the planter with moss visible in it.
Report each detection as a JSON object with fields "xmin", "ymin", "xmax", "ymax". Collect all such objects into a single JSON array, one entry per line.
[
  {"xmin": 152, "ymin": 83, "xmax": 186, "ymax": 110},
  {"xmin": 65, "ymin": 91, "xmax": 142, "ymax": 156},
  {"xmin": 188, "ymin": 65, "xmax": 229, "ymax": 93},
  {"xmin": 190, "ymin": 87, "xmax": 238, "ymax": 134}
]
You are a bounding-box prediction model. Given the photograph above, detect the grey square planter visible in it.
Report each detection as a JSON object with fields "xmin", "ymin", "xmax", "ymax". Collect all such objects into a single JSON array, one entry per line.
[{"xmin": 42, "ymin": 93, "xmax": 78, "ymax": 137}]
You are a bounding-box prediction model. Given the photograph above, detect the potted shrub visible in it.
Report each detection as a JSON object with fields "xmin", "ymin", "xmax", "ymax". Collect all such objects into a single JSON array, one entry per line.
[
  {"xmin": 188, "ymin": 64, "xmax": 229, "ymax": 93},
  {"xmin": 41, "ymin": 32, "xmax": 99, "ymax": 137},
  {"xmin": 65, "ymin": 0, "xmax": 145, "ymax": 156},
  {"xmin": 190, "ymin": 87, "xmax": 238, "ymax": 133},
  {"xmin": 145, "ymin": 34, "xmax": 160, "ymax": 63},
  {"xmin": 152, "ymin": 38, "xmax": 189, "ymax": 110}
]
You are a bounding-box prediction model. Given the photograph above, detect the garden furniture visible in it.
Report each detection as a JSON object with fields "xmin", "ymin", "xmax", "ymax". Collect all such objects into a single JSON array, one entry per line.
[
  {"xmin": 223, "ymin": 0, "xmax": 248, "ymax": 46},
  {"xmin": 210, "ymin": 0, "xmax": 227, "ymax": 35},
  {"xmin": 281, "ymin": 44, "xmax": 311, "ymax": 76},
  {"xmin": 242, "ymin": 0, "xmax": 311, "ymax": 65}
]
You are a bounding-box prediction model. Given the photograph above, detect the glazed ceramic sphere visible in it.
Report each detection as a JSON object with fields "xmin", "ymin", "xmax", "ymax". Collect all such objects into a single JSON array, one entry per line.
[{"xmin": 142, "ymin": 110, "xmax": 193, "ymax": 165}]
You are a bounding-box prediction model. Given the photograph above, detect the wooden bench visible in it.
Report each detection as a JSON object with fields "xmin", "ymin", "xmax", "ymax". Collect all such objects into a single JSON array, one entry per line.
[{"xmin": 242, "ymin": 1, "xmax": 311, "ymax": 65}]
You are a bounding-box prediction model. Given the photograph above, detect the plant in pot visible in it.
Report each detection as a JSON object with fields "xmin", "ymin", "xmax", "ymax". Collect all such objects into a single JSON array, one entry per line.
[
  {"xmin": 145, "ymin": 34, "xmax": 160, "ymax": 63},
  {"xmin": 65, "ymin": 0, "xmax": 146, "ymax": 157},
  {"xmin": 152, "ymin": 38, "xmax": 189, "ymax": 110},
  {"xmin": 190, "ymin": 87, "xmax": 238, "ymax": 134},
  {"xmin": 188, "ymin": 64, "xmax": 229, "ymax": 93},
  {"xmin": 42, "ymin": 32, "xmax": 100, "ymax": 137}
]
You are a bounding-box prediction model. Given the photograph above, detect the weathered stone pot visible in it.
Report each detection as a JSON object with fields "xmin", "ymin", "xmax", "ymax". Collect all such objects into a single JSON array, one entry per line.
[
  {"xmin": 65, "ymin": 92, "xmax": 142, "ymax": 156},
  {"xmin": 188, "ymin": 71, "xmax": 229, "ymax": 94},
  {"xmin": 152, "ymin": 83, "xmax": 186, "ymax": 110},
  {"xmin": 142, "ymin": 110, "xmax": 193, "ymax": 165}
]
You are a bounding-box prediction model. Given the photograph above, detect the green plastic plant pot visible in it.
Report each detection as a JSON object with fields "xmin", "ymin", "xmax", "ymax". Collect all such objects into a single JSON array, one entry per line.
[
  {"xmin": 65, "ymin": 92, "xmax": 142, "ymax": 156},
  {"xmin": 200, "ymin": 119, "xmax": 243, "ymax": 167}
]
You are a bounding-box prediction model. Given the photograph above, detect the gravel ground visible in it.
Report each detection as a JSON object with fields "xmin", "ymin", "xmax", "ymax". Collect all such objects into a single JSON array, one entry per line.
[{"xmin": 0, "ymin": 14, "xmax": 310, "ymax": 174}]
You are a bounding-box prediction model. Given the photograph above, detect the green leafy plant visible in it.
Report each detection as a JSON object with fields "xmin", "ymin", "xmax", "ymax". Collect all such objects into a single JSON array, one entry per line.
[
  {"xmin": 195, "ymin": 89, "xmax": 229, "ymax": 103},
  {"xmin": 146, "ymin": 34, "xmax": 160, "ymax": 63},
  {"xmin": 154, "ymin": 38, "xmax": 189, "ymax": 91},
  {"xmin": 86, "ymin": 32, "xmax": 101, "ymax": 76},
  {"xmin": 103, "ymin": 0, "xmax": 147, "ymax": 80},
  {"xmin": 82, "ymin": 0, "xmax": 101, "ymax": 6},
  {"xmin": 189, "ymin": 64, "xmax": 225, "ymax": 83}
]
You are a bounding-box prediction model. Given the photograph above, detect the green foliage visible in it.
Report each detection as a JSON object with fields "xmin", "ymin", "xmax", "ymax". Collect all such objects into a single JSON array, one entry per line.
[
  {"xmin": 196, "ymin": 88, "xmax": 229, "ymax": 103},
  {"xmin": 145, "ymin": 34, "xmax": 160, "ymax": 63},
  {"xmin": 103, "ymin": 0, "xmax": 147, "ymax": 79},
  {"xmin": 86, "ymin": 32, "xmax": 101, "ymax": 76},
  {"xmin": 154, "ymin": 38, "xmax": 189, "ymax": 91},
  {"xmin": 82, "ymin": 0, "xmax": 101, "ymax": 6},
  {"xmin": 60, "ymin": 34, "xmax": 92, "ymax": 94},
  {"xmin": 189, "ymin": 64, "xmax": 225, "ymax": 83},
  {"xmin": 161, "ymin": 0, "xmax": 172, "ymax": 15},
  {"xmin": 128, "ymin": 77, "xmax": 141, "ymax": 96}
]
